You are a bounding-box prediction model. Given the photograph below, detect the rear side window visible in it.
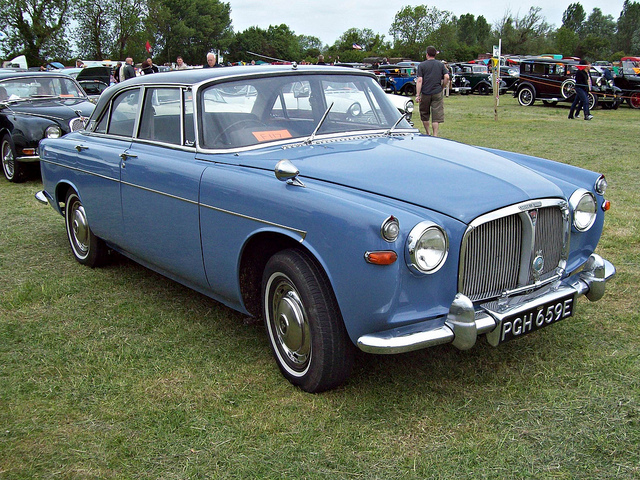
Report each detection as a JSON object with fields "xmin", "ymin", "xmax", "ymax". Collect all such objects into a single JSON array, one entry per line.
[
  {"xmin": 138, "ymin": 87, "xmax": 182, "ymax": 144},
  {"xmin": 107, "ymin": 89, "xmax": 140, "ymax": 137}
]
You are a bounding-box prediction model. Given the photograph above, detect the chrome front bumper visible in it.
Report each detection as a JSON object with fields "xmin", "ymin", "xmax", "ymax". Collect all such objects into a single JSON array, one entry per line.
[
  {"xmin": 16, "ymin": 155, "xmax": 40, "ymax": 163},
  {"xmin": 357, "ymin": 254, "xmax": 616, "ymax": 354}
]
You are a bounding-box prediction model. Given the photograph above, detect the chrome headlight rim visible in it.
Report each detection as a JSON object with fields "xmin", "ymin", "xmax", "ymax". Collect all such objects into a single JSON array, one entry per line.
[
  {"xmin": 404, "ymin": 100, "xmax": 414, "ymax": 114},
  {"xmin": 595, "ymin": 175, "xmax": 608, "ymax": 195},
  {"xmin": 569, "ymin": 189, "xmax": 597, "ymax": 232},
  {"xmin": 45, "ymin": 125, "xmax": 62, "ymax": 139},
  {"xmin": 380, "ymin": 215, "xmax": 400, "ymax": 242},
  {"xmin": 405, "ymin": 221, "xmax": 449, "ymax": 275}
]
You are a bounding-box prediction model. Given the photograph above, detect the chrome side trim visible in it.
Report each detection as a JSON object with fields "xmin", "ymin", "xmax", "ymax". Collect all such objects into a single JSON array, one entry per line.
[
  {"xmin": 199, "ymin": 202, "xmax": 307, "ymax": 241},
  {"xmin": 40, "ymin": 159, "xmax": 307, "ymax": 241}
]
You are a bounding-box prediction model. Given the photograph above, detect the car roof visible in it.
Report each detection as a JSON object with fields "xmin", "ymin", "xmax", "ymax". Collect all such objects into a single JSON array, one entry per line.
[
  {"xmin": 91, "ymin": 64, "xmax": 378, "ymax": 118},
  {"xmin": 0, "ymin": 70, "xmax": 80, "ymax": 81},
  {"xmin": 118, "ymin": 64, "xmax": 374, "ymax": 88}
]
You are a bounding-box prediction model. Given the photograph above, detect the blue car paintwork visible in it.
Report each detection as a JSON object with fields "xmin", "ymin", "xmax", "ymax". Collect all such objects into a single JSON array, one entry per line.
[{"xmin": 37, "ymin": 66, "xmax": 613, "ymax": 390}]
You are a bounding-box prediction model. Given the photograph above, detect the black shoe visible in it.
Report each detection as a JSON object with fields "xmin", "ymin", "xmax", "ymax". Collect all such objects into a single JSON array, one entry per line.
[
  {"xmin": 585, "ymin": 115, "xmax": 594, "ymax": 120},
  {"xmin": 568, "ymin": 115, "xmax": 574, "ymax": 119}
]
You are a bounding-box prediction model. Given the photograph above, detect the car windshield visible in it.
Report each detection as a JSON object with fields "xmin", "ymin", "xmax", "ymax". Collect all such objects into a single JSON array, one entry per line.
[
  {"xmin": 199, "ymin": 74, "xmax": 408, "ymax": 149},
  {"xmin": 0, "ymin": 76, "xmax": 85, "ymax": 101}
]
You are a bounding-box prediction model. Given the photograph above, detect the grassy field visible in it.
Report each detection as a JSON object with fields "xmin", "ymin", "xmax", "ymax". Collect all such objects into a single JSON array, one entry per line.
[{"xmin": 1, "ymin": 94, "xmax": 638, "ymax": 479}]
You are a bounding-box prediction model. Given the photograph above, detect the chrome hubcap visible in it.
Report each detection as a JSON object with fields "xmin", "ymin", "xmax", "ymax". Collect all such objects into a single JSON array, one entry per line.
[{"xmin": 270, "ymin": 279, "xmax": 310, "ymax": 370}]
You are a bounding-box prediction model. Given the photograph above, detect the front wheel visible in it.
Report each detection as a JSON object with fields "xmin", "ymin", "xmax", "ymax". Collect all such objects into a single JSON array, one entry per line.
[
  {"xmin": 65, "ymin": 191, "xmax": 108, "ymax": 267},
  {"xmin": 517, "ymin": 87, "xmax": 535, "ymax": 106},
  {"xmin": 262, "ymin": 249, "xmax": 354, "ymax": 392},
  {"xmin": 1, "ymin": 134, "xmax": 26, "ymax": 183},
  {"xmin": 588, "ymin": 92, "xmax": 598, "ymax": 110}
]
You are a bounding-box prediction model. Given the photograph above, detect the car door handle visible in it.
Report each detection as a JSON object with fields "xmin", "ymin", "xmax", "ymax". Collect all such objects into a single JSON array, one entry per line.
[
  {"xmin": 119, "ymin": 152, "xmax": 137, "ymax": 161},
  {"xmin": 75, "ymin": 144, "xmax": 89, "ymax": 152}
]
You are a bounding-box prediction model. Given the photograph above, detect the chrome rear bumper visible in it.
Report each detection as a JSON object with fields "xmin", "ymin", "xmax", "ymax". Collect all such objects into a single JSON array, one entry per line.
[{"xmin": 357, "ymin": 254, "xmax": 615, "ymax": 354}]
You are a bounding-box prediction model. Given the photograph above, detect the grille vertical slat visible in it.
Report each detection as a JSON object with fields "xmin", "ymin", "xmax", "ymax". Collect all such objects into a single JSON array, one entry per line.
[{"xmin": 461, "ymin": 204, "xmax": 565, "ymax": 302}]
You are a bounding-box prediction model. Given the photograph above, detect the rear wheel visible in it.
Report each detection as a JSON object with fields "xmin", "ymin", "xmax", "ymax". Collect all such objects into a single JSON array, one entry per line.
[
  {"xmin": 402, "ymin": 84, "xmax": 416, "ymax": 96},
  {"xmin": 517, "ymin": 86, "xmax": 535, "ymax": 106},
  {"xmin": 262, "ymin": 249, "xmax": 354, "ymax": 392},
  {"xmin": 65, "ymin": 191, "xmax": 108, "ymax": 267},
  {"xmin": 477, "ymin": 83, "xmax": 489, "ymax": 95},
  {"xmin": 628, "ymin": 92, "xmax": 640, "ymax": 109},
  {"xmin": 1, "ymin": 134, "xmax": 26, "ymax": 183}
]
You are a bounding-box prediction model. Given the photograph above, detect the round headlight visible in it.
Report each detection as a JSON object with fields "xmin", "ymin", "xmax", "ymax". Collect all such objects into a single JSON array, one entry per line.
[
  {"xmin": 569, "ymin": 189, "xmax": 597, "ymax": 232},
  {"xmin": 45, "ymin": 125, "xmax": 62, "ymax": 139},
  {"xmin": 406, "ymin": 221, "xmax": 449, "ymax": 274},
  {"xmin": 405, "ymin": 100, "xmax": 414, "ymax": 114}
]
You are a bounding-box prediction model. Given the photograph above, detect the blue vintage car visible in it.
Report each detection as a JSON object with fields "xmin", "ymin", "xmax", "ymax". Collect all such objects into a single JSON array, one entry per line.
[{"xmin": 37, "ymin": 65, "xmax": 615, "ymax": 392}]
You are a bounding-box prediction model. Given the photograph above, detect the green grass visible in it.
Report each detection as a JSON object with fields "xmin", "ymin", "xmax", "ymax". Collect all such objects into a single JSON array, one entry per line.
[{"xmin": 1, "ymin": 94, "xmax": 638, "ymax": 479}]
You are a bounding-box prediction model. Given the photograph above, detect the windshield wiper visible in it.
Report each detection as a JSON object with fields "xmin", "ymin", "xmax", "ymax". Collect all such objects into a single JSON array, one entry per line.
[
  {"xmin": 30, "ymin": 94, "xmax": 61, "ymax": 99},
  {"xmin": 384, "ymin": 114, "xmax": 407, "ymax": 136},
  {"xmin": 304, "ymin": 101, "xmax": 334, "ymax": 145}
]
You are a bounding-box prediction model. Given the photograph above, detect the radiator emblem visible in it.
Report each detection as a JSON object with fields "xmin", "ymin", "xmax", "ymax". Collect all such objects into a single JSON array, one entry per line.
[{"xmin": 532, "ymin": 250, "xmax": 545, "ymax": 280}]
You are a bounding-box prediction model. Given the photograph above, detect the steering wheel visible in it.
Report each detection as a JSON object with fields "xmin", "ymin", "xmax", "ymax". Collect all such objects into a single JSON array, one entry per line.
[{"xmin": 212, "ymin": 119, "xmax": 266, "ymax": 146}]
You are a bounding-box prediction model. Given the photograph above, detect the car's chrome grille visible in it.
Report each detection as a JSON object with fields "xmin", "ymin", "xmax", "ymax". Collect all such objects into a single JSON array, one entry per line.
[
  {"xmin": 69, "ymin": 117, "xmax": 87, "ymax": 132},
  {"xmin": 529, "ymin": 206, "xmax": 564, "ymax": 283},
  {"xmin": 460, "ymin": 201, "xmax": 568, "ymax": 302}
]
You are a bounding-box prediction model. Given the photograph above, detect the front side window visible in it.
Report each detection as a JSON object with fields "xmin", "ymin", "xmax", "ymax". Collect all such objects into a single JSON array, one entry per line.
[{"xmin": 199, "ymin": 74, "xmax": 404, "ymax": 149}]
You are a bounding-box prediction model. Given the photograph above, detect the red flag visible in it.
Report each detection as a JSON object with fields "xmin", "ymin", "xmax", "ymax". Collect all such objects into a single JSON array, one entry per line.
[{"xmin": 145, "ymin": 40, "xmax": 151, "ymax": 53}]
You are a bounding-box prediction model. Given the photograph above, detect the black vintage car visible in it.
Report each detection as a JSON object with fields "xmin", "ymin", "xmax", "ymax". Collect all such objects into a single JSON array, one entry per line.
[
  {"xmin": 514, "ymin": 57, "xmax": 620, "ymax": 110},
  {"xmin": 614, "ymin": 57, "xmax": 640, "ymax": 109},
  {"xmin": 0, "ymin": 71, "xmax": 95, "ymax": 182},
  {"xmin": 449, "ymin": 63, "xmax": 507, "ymax": 95}
]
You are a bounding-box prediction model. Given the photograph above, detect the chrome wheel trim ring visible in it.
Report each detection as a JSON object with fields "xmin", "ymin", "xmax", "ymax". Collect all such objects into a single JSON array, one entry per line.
[
  {"xmin": 265, "ymin": 272, "xmax": 311, "ymax": 376},
  {"xmin": 67, "ymin": 197, "xmax": 90, "ymax": 259},
  {"xmin": 2, "ymin": 140, "xmax": 14, "ymax": 179}
]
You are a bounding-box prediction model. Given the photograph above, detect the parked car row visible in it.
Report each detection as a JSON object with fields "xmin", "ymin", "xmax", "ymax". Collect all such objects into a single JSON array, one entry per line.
[{"xmin": 30, "ymin": 64, "xmax": 614, "ymax": 392}]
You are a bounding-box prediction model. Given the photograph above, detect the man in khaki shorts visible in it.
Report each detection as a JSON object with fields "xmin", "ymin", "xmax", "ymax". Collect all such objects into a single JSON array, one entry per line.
[{"xmin": 415, "ymin": 46, "xmax": 449, "ymax": 136}]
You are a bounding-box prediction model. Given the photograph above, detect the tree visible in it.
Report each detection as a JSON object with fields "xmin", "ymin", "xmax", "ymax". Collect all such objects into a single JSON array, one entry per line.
[
  {"xmin": 72, "ymin": 0, "xmax": 115, "ymax": 60},
  {"xmin": 147, "ymin": 0, "xmax": 232, "ymax": 65},
  {"xmin": 298, "ymin": 35, "xmax": 324, "ymax": 59},
  {"xmin": 389, "ymin": 5, "xmax": 451, "ymax": 58},
  {"xmin": 562, "ymin": 3, "xmax": 587, "ymax": 33},
  {"xmin": 616, "ymin": 0, "xmax": 640, "ymax": 54},
  {"xmin": 0, "ymin": 0, "xmax": 70, "ymax": 65},
  {"xmin": 494, "ymin": 7, "xmax": 554, "ymax": 55},
  {"xmin": 111, "ymin": 0, "xmax": 146, "ymax": 60}
]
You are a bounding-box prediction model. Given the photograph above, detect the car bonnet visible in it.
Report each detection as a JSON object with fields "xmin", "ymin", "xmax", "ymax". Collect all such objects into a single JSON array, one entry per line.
[{"xmin": 239, "ymin": 135, "xmax": 566, "ymax": 225}]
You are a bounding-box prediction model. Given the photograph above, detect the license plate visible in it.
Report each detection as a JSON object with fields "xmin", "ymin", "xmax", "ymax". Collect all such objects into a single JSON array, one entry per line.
[{"xmin": 497, "ymin": 293, "xmax": 575, "ymax": 345}]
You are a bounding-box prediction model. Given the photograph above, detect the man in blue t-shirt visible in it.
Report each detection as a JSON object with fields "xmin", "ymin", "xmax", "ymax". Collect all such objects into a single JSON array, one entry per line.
[{"xmin": 416, "ymin": 46, "xmax": 449, "ymax": 136}]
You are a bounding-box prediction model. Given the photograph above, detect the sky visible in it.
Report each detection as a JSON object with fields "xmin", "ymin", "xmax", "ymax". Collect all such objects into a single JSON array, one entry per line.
[{"xmin": 228, "ymin": 0, "xmax": 627, "ymax": 46}]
